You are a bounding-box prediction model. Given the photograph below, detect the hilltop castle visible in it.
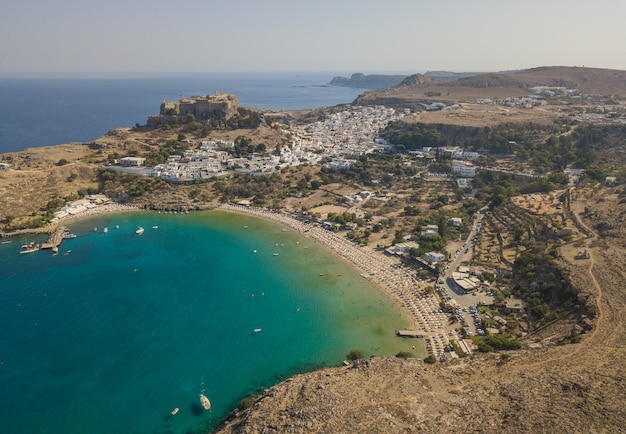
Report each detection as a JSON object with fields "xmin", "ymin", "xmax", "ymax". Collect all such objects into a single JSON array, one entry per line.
[{"xmin": 146, "ymin": 92, "xmax": 240, "ymax": 127}]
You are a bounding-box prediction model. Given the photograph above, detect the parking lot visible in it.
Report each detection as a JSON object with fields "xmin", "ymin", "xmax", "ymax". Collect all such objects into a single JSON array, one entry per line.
[{"xmin": 437, "ymin": 208, "xmax": 496, "ymax": 335}]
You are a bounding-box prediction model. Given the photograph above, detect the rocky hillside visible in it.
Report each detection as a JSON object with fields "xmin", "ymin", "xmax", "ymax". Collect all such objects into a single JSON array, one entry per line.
[{"xmin": 355, "ymin": 66, "xmax": 626, "ymax": 107}]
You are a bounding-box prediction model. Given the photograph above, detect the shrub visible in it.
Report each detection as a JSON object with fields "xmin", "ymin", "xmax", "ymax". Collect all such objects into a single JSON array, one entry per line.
[
  {"xmin": 423, "ymin": 355, "xmax": 437, "ymax": 364},
  {"xmin": 396, "ymin": 351, "xmax": 414, "ymax": 359},
  {"xmin": 346, "ymin": 350, "xmax": 364, "ymax": 361},
  {"xmin": 237, "ymin": 394, "xmax": 258, "ymax": 411}
]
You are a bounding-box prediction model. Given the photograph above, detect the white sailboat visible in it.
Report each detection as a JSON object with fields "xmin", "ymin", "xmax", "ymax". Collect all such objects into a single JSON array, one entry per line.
[{"xmin": 199, "ymin": 379, "xmax": 211, "ymax": 411}]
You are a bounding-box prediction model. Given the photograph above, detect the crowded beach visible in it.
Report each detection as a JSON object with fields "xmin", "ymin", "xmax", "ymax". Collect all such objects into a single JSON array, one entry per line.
[{"xmin": 221, "ymin": 203, "xmax": 456, "ymax": 359}]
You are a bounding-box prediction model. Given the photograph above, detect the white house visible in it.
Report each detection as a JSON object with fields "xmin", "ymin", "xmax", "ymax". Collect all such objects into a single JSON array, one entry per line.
[
  {"xmin": 452, "ymin": 160, "xmax": 475, "ymax": 177},
  {"xmin": 425, "ymin": 251, "xmax": 446, "ymax": 263},
  {"xmin": 119, "ymin": 157, "xmax": 146, "ymax": 167},
  {"xmin": 448, "ymin": 217, "xmax": 462, "ymax": 227},
  {"xmin": 385, "ymin": 241, "xmax": 419, "ymax": 257},
  {"xmin": 422, "ymin": 224, "xmax": 439, "ymax": 237}
]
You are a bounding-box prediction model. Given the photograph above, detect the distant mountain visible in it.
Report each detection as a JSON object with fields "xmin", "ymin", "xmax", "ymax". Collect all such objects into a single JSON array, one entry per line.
[
  {"xmin": 354, "ymin": 66, "xmax": 626, "ymax": 107},
  {"xmin": 329, "ymin": 73, "xmax": 407, "ymax": 89}
]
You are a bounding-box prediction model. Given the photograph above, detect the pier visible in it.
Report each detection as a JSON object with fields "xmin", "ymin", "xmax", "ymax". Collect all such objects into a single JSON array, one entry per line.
[{"xmin": 40, "ymin": 226, "xmax": 67, "ymax": 249}]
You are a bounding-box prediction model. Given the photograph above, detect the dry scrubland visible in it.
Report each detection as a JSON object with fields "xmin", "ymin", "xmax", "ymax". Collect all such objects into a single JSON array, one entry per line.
[{"xmin": 2, "ymin": 66, "xmax": 626, "ymax": 432}]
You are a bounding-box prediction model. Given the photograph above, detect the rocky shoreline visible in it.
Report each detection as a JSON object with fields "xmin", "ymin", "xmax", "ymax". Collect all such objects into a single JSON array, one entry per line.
[{"xmin": 0, "ymin": 202, "xmax": 139, "ymax": 239}]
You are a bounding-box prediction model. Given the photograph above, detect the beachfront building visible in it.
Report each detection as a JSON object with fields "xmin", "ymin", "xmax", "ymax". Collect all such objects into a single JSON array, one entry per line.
[
  {"xmin": 385, "ymin": 241, "xmax": 419, "ymax": 257},
  {"xmin": 49, "ymin": 195, "xmax": 113, "ymax": 224}
]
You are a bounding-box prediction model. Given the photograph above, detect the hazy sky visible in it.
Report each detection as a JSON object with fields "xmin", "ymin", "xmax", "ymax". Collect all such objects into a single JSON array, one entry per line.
[{"xmin": 2, "ymin": 0, "xmax": 625, "ymax": 76}]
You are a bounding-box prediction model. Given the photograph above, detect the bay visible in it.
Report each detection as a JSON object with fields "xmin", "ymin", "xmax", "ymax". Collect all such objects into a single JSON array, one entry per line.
[{"xmin": 0, "ymin": 210, "xmax": 418, "ymax": 433}]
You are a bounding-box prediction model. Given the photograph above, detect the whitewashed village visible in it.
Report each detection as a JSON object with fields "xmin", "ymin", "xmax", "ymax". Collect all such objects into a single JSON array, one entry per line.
[{"xmin": 113, "ymin": 103, "xmax": 486, "ymax": 181}]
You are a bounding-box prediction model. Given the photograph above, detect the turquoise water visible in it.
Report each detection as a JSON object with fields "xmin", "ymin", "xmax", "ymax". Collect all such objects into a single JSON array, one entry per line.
[{"xmin": 0, "ymin": 211, "xmax": 414, "ymax": 433}]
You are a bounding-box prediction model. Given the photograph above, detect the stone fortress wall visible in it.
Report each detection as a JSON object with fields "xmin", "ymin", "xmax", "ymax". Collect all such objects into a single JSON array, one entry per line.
[{"xmin": 146, "ymin": 92, "xmax": 240, "ymax": 127}]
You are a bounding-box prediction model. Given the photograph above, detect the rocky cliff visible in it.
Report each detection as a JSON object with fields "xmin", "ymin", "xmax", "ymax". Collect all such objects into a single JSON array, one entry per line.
[{"xmin": 146, "ymin": 92, "xmax": 240, "ymax": 127}]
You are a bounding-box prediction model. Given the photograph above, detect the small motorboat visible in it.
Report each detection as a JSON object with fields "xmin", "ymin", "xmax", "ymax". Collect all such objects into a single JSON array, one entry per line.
[{"xmin": 171, "ymin": 408, "xmax": 179, "ymax": 416}]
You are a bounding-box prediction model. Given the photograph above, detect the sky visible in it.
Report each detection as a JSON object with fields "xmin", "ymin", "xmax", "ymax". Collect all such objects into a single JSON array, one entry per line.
[{"xmin": 1, "ymin": 0, "xmax": 625, "ymax": 77}]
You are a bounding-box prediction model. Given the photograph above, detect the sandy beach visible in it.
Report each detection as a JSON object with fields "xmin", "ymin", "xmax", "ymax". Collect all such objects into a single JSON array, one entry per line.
[{"xmin": 220, "ymin": 204, "xmax": 455, "ymax": 358}]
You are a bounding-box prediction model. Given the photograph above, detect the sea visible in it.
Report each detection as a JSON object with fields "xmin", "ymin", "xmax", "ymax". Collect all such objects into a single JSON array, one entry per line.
[
  {"xmin": 0, "ymin": 72, "xmax": 368, "ymax": 154},
  {"xmin": 0, "ymin": 74, "xmax": 422, "ymax": 433}
]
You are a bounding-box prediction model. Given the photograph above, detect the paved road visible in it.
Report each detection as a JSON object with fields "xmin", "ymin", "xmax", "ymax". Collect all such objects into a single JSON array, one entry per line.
[{"xmin": 437, "ymin": 207, "xmax": 495, "ymax": 335}]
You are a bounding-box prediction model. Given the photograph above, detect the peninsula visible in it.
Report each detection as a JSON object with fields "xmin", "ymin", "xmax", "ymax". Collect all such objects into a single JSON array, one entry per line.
[{"xmin": 1, "ymin": 66, "xmax": 625, "ymax": 433}]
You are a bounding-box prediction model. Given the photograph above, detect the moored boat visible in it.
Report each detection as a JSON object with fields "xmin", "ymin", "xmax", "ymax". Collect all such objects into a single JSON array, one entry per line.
[
  {"xmin": 20, "ymin": 241, "xmax": 40, "ymax": 254},
  {"xmin": 199, "ymin": 379, "xmax": 211, "ymax": 410},
  {"xmin": 62, "ymin": 232, "xmax": 77, "ymax": 239},
  {"xmin": 135, "ymin": 227, "xmax": 144, "ymax": 235}
]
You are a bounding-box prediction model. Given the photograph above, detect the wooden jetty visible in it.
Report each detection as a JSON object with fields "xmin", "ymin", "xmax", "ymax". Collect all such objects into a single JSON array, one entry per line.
[{"xmin": 40, "ymin": 226, "xmax": 67, "ymax": 250}]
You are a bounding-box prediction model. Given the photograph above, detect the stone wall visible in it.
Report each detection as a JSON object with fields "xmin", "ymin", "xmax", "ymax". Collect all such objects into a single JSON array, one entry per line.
[{"xmin": 147, "ymin": 92, "xmax": 240, "ymax": 127}]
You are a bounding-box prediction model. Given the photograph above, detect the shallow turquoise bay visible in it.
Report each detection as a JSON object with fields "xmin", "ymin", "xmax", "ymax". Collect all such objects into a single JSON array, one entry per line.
[{"xmin": 0, "ymin": 211, "xmax": 414, "ymax": 433}]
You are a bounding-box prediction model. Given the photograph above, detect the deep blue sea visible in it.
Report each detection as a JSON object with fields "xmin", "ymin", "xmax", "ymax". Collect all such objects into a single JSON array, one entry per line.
[
  {"xmin": 0, "ymin": 211, "xmax": 415, "ymax": 433},
  {"xmin": 0, "ymin": 72, "xmax": 366, "ymax": 154}
]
